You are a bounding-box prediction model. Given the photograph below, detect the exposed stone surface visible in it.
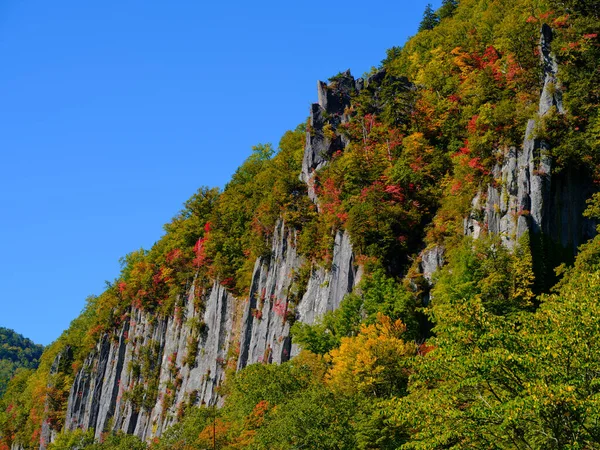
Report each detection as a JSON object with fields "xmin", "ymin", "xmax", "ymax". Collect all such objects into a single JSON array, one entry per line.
[
  {"xmin": 64, "ymin": 281, "xmax": 235, "ymax": 442},
  {"xmin": 58, "ymin": 69, "xmax": 367, "ymax": 445},
  {"xmin": 355, "ymin": 77, "xmax": 365, "ymax": 91},
  {"xmin": 464, "ymin": 25, "xmax": 594, "ymax": 254},
  {"xmin": 237, "ymin": 221, "xmax": 301, "ymax": 369},
  {"xmin": 41, "ymin": 23, "xmax": 594, "ymax": 450},
  {"xmin": 46, "ymin": 24, "xmax": 592, "ymax": 450},
  {"xmin": 417, "ymin": 246, "xmax": 445, "ymax": 306},
  {"xmin": 300, "ymin": 67, "xmax": 415, "ymax": 204},
  {"xmin": 301, "ymin": 70, "xmax": 356, "ymax": 202},
  {"xmin": 366, "ymin": 68, "xmax": 387, "ymax": 87},
  {"xmin": 420, "ymin": 246, "xmax": 445, "ymax": 284},
  {"xmin": 539, "ymin": 24, "xmax": 564, "ymax": 117},
  {"xmin": 237, "ymin": 220, "xmax": 361, "ymax": 369},
  {"xmin": 61, "ymin": 218, "xmax": 360, "ymax": 444},
  {"xmin": 294, "ymin": 230, "xmax": 360, "ymax": 328}
]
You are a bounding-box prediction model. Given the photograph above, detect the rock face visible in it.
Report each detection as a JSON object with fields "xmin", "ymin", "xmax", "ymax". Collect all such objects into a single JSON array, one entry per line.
[
  {"xmin": 61, "ymin": 223, "xmax": 360, "ymax": 443},
  {"xmin": 237, "ymin": 220, "xmax": 361, "ymax": 370},
  {"xmin": 465, "ymin": 25, "xmax": 595, "ymax": 254},
  {"xmin": 301, "ymin": 70, "xmax": 356, "ymax": 202},
  {"xmin": 300, "ymin": 68, "xmax": 414, "ymax": 203},
  {"xmin": 45, "ymin": 24, "xmax": 594, "ymax": 450},
  {"xmin": 64, "ymin": 281, "xmax": 236, "ymax": 441},
  {"xmin": 294, "ymin": 230, "xmax": 359, "ymax": 327},
  {"xmin": 26, "ymin": 22, "xmax": 600, "ymax": 450},
  {"xmin": 420, "ymin": 246, "xmax": 445, "ymax": 285},
  {"xmin": 58, "ymin": 75, "xmax": 363, "ymax": 446},
  {"xmin": 419, "ymin": 25, "xmax": 595, "ymax": 291}
]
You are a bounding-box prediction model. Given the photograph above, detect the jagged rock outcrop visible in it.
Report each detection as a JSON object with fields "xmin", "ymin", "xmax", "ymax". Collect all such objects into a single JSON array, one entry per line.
[
  {"xmin": 301, "ymin": 68, "xmax": 414, "ymax": 203},
  {"xmin": 235, "ymin": 70, "xmax": 363, "ymax": 370},
  {"xmin": 294, "ymin": 230, "xmax": 359, "ymax": 327},
  {"xmin": 49, "ymin": 24, "xmax": 590, "ymax": 449},
  {"xmin": 301, "ymin": 70, "xmax": 356, "ymax": 202},
  {"xmin": 465, "ymin": 24, "xmax": 596, "ymax": 254},
  {"xmin": 236, "ymin": 222, "xmax": 301, "ymax": 369},
  {"xmin": 419, "ymin": 25, "xmax": 595, "ymax": 292},
  {"xmin": 237, "ymin": 220, "xmax": 361, "ymax": 370},
  {"xmin": 415, "ymin": 245, "xmax": 445, "ymax": 307},
  {"xmin": 64, "ymin": 281, "xmax": 235, "ymax": 441}
]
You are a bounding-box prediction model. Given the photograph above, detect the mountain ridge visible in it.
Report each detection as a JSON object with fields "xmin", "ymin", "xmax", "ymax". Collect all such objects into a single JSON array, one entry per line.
[{"xmin": 2, "ymin": 0, "xmax": 600, "ymax": 448}]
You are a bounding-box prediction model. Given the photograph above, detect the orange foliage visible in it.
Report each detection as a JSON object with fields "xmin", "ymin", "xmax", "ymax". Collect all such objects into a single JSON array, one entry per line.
[
  {"xmin": 418, "ymin": 342, "xmax": 436, "ymax": 356},
  {"xmin": 198, "ymin": 418, "xmax": 231, "ymax": 448}
]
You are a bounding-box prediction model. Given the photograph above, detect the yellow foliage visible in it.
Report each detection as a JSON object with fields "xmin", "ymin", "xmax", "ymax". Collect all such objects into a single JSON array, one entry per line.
[
  {"xmin": 326, "ymin": 314, "xmax": 417, "ymax": 397},
  {"xmin": 511, "ymin": 233, "xmax": 535, "ymax": 306}
]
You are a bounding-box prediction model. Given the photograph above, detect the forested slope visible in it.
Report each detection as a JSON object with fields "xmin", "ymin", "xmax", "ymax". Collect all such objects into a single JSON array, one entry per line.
[
  {"xmin": 1, "ymin": 0, "xmax": 600, "ymax": 448},
  {"xmin": 0, "ymin": 328, "xmax": 43, "ymax": 398}
]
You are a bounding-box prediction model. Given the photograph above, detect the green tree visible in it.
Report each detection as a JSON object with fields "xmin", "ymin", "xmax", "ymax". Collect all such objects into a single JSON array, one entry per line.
[
  {"xmin": 47, "ymin": 430, "xmax": 147, "ymax": 450},
  {"xmin": 47, "ymin": 429, "xmax": 95, "ymax": 450},
  {"xmin": 89, "ymin": 432, "xmax": 147, "ymax": 450},
  {"xmin": 393, "ymin": 233, "xmax": 600, "ymax": 449},
  {"xmin": 418, "ymin": 4, "xmax": 440, "ymax": 31},
  {"xmin": 254, "ymin": 385, "xmax": 357, "ymax": 450},
  {"xmin": 292, "ymin": 267, "xmax": 419, "ymax": 354},
  {"xmin": 0, "ymin": 328, "xmax": 43, "ymax": 397},
  {"xmin": 437, "ymin": 0, "xmax": 458, "ymax": 19}
]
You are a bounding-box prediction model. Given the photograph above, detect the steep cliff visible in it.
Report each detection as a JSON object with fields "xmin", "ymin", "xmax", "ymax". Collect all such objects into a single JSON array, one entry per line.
[
  {"xmin": 465, "ymin": 25, "xmax": 596, "ymax": 249},
  {"xmin": 52, "ymin": 77, "xmax": 362, "ymax": 444},
  {"xmin": 301, "ymin": 70, "xmax": 355, "ymax": 203},
  {"xmin": 58, "ymin": 223, "xmax": 359, "ymax": 442},
  {"xmin": 416, "ymin": 24, "xmax": 597, "ymax": 289},
  {"xmin": 45, "ymin": 24, "xmax": 595, "ymax": 445},
  {"xmin": 60, "ymin": 281, "xmax": 235, "ymax": 441},
  {"xmin": 237, "ymin": 220, "xmax": 360, "ymax": 369}
]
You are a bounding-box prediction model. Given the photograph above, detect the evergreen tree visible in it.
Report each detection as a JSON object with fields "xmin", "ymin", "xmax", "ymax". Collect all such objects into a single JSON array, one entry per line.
[
  {"xmin": 437, "ymin": 0, "xmax": 458, "ymax": 19},
  {"xmin": 418, "ymin": 3, "xmax": 440, "ymax": 32}
]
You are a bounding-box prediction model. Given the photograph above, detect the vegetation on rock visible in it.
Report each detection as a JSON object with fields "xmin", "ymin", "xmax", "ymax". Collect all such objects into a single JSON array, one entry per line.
[{"xmin": 1, "ymin": 0, "xmax": 600, "ymax": 448}]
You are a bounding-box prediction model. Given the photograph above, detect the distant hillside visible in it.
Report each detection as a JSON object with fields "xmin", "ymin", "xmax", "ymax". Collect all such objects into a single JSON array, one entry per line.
[{"xmin": 0, "ymin": 328, "xmax": 43, "ymax": 396}]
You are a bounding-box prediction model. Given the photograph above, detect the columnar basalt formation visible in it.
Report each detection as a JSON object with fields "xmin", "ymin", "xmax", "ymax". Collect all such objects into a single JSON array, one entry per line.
[
  {"xmin": 237, "ymin": 220, "xmax": 361, "ymax": 370},
  {"xmin": 58, "ymin": 77, "xmax": 362, "ymax": 444},
  {"xmin": 464, "ymin": 25, "xmax": 595, "ymax": 253},
  {"xmin": 62, "ymin": 224, "xmax": 360, "ymax": 443},
  {"xmin": 64, "ymin": 281, "xmax": 235, "ymax": 441},
  {"xmin": 418, "ymin": 25, "xmax": 596, "ymax": 291}
]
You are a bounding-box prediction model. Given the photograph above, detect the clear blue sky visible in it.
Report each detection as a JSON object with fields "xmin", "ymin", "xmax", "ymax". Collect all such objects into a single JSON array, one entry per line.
[{"xmin": 0, "ymin": 0, "xmax": 441, "ymax": 346}]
